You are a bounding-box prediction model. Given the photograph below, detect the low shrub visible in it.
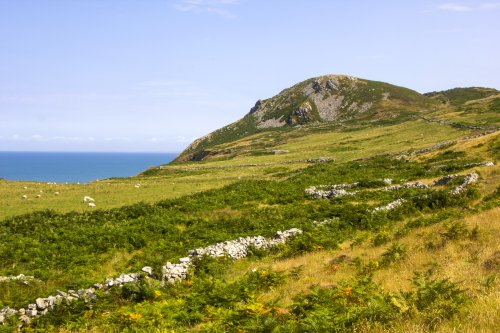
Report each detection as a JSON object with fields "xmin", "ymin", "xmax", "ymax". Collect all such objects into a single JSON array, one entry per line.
[
  {"xmin": 372, "ymin": 231, "xmax": 391, "ymax": 246},
  {"xmin": 408, "ymin": 272, "xmax": 468, "ymax": 329},
  {"xmin": 380, "ymin": 243, "xmax": 407, "ymax": 267}
]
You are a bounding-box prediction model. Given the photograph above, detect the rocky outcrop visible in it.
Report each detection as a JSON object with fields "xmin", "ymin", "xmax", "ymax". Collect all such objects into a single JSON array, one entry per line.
[
  {"xmin": 287, "ymin": 102, "xmax": 313, "ymax": 125},
  {"xmin": 175, "ymin": 74, "xmax": 433, "ymax": 162}
]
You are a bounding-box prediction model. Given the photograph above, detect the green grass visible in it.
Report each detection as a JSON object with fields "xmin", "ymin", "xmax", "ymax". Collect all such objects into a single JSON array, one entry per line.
[{"xmin": 0, "ymin": 82, "xmax": 498, "ymax": 331}]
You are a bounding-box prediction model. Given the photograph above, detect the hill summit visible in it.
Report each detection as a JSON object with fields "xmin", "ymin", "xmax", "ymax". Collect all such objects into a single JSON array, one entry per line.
[{"xmin": 176, "ymin": 74, "xmax": 433, "ymax": 162}]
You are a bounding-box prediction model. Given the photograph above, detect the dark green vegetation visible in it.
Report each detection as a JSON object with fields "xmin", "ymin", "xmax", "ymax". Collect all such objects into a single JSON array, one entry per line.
[
  {"xmin": 0, "ymin": 150, "xmax": 492, "ymax": 331},
  {"xmin": 14, "ymin": 261, "xmax": 469, "ymax": 333},
  {"xmin": 1, "ymin": 75, "xmax": 499, "ymax": 332},
  {"xmin": 425, "ymin": 87, "xmax": 499, "ymax": 106}
]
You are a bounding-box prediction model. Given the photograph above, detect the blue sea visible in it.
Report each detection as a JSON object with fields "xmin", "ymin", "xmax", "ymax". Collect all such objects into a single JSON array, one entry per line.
[{"xmin": 0, "ymin": 152, "xmax": 178, "ymax": 183}]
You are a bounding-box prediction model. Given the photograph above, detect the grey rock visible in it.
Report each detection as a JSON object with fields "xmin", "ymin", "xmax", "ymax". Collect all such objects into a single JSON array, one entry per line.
[
  {"xmin": 248, "ymin": 100, "xmax": 262, "ymax": 114},
  {"xmin": 451, "ymin": 172, "xmax": 479, "ymax": 195},
  {"xmin": 56, "ymin": 290, "xmax": 68, "ymax": 297},
  {"xmin": 179, "ymin": 257, "xmax": 191, "ymax": 264},
  {"xmin": 312, "ymin": 80, "xmax": 322, "ymax": 93},
  {"xmin": 326, "ymin": 79, "xmax": 336, "ymax": 90},
  {"xmin": 18, "ymin": 314, "xmax": 30, "ymax": 325},
  {"xmin": 373, "ymin": 199, "xmax": 406, "ymax": 212},
  {"xmin": 26, "ymin": 309, "xmax": 37, "ymax": 317},
  {"xmin": 35, "ymin": 298, "xmax": 46, "ymax": 310},
  {"xmin": 142, "ymin": 266, "xmax": 153, "ymax": 276}
]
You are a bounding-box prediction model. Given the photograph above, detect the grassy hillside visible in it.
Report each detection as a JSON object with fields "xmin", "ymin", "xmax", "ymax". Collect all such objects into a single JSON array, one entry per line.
[
  {"xmin": 0, "ymin": 118, "xmax": 476, "ymax": 221},
  {"xmin": 175, "ymin": 75, "xmax": 436, "ymax": 163},
  {"xmin": 0, "ymin": 77, "xmax": 498, "ymax": 332}
]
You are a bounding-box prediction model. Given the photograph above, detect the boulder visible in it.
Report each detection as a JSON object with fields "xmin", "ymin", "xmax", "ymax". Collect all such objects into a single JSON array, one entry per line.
[
  {"xmin": 312, "ymin": 80, "xmax": 322, "ymax": 93},
  {"xmin": 35, "ymin": 298, "xmax": 46, "ymax": 310},
  {"xmin": 18, "ymin": 314, "xmax": 30, "ymax": 325},
  {"xmin": 26, "ymin": 309, "xmax": 37, "ymax": 317},
  {"xmin": 142, "ymin": 266, "xmax": 153, "ymax": 276}
]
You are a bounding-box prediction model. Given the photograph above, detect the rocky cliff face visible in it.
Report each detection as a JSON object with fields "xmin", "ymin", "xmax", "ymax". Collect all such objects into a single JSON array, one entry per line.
[{"xmin": 175, "ymin": 74, "xmax": 432, "ymax": 162}]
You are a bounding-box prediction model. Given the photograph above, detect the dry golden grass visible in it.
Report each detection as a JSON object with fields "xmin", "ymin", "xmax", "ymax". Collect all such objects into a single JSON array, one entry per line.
[{"xmin": 223, "ymin": 207, "xmax": 500, "ymax": 332}]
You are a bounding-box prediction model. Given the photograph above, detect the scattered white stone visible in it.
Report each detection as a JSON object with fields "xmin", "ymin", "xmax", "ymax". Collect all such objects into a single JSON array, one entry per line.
[
  {"xmin": 88, "ymin": 202, "xmax": 96, "ymax": 208},
  {"xmin": 373, "ymin": 199, "xmax": 407, "ymax": 212},
  {"xmin": 0, "ymin": 227, "xmax": 300, "ymax": 326},
  {"xmin": 384, "ymin": 181, "xmax": 427, "ymax": 191},
  {"xmin": 141, "ymin": 266, "xmax": 153, "ymax": 276},
  {"xmin": 465, "ymin": 161, "xmax": 494, "ymax": 167},
  {"xmin": 0, "ymin": 274, "xmax": 35, "ymax": 284},
  {"xmin": 21, "ymin": 195, "xmax": 28, "ymax": 199},
  {"xmin": 83, "ymin": 196, "xmax": 94, "ymax": 202},
  {"xmin": 450, "ymin": 172, "xmax": 479, "ymax": 195},
  {"xmin": 312, "ymin": 218, "xmax": 339, "ymax": 227}
]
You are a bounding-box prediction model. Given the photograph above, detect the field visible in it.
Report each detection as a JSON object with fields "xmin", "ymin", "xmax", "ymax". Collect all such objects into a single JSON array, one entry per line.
[
  {"xmin": 0, "ymin": 119, "xmax": 477, "ymax": 220},
  {"xmin": 0, "ymin": 96, "xmax": 499, "ymax": 331}
]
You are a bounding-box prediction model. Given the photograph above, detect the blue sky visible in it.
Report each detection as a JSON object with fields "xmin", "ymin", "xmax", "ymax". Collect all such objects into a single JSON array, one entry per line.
[{"xmin": 1, "ymin": 0, "xmax": 499, "ymax": 152}]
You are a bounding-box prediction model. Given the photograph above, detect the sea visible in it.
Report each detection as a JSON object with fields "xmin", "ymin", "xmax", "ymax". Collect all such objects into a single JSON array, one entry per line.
[{"xmin": 0, "ymin": 152, "xmax": 178, "ymax": 183}]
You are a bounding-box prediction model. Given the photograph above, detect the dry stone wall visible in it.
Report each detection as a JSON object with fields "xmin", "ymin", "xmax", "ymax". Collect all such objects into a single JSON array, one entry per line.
[
  {"xmin": 0, "ymin": 228, "xmax": 302, "ymax": 328},
  {"xmin": 306, "ymin": 172, "xmax": 483, "ymax": 212}
]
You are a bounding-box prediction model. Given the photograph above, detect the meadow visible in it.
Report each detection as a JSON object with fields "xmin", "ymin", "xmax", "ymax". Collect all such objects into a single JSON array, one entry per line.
[
  {"xmin": 0, "ymin": 111, "xmax": 498, "ymax": 332},
  {"xmin": 0, "ymin": 119, "xmax": 475, "ymax": 220}
]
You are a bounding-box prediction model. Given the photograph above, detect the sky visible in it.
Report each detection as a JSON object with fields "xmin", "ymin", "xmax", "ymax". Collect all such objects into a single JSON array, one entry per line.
[{"xmin": 0, "ymin": 0, "xmax": 499, "ymax": 153}]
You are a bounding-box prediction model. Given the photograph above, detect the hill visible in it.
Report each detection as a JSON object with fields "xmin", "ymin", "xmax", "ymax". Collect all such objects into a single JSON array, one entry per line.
[
  {"xmin": 176, "ymin": 75, "xmax": 436, "ymax": 162},
  {"xmin": 0, "ymin": 75, "xmax": 498, "ymax": 332}
]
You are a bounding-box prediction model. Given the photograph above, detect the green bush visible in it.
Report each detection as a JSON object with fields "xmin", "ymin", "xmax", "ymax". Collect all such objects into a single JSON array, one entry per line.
[
  {"xmin": 441, "ymin": 221, "xmax": 469, "ymax": 240},
  {"xmin": 291, "ymin": 275, "xmax": 401, "ymax": 332},
  {"xmin": 409, "ymin": 272, "xmax": 468, "ymax": 329},
  {"xmin": 380, "ymin": 243, "xmax": 407, "ymax": 267},
  {"xmin": 372, "ymin": 231, "xmax": 391, "ymax": 246}
]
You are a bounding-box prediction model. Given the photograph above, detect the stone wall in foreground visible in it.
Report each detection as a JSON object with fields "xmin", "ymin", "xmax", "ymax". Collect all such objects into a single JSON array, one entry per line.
[{"xmin": 0, "ymin": 228, "xmax": 303, "ymax": 327}]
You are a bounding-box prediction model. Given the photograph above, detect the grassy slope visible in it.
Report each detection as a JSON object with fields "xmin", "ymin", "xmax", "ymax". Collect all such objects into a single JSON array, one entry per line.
[
  {"xmin": 0, "ymin": 131, "xmax": 493, "ymax": 332},
  {"xmin": 0, "ymin": 83, "xmax": 498, "ymax": 332},
  {"xmin": 174, "ymin": 75, "xmax": 435, "ymax": 163},
  {"xmin": 0, "ymin": 119, "xmax": 471, "ymax": 220}
]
